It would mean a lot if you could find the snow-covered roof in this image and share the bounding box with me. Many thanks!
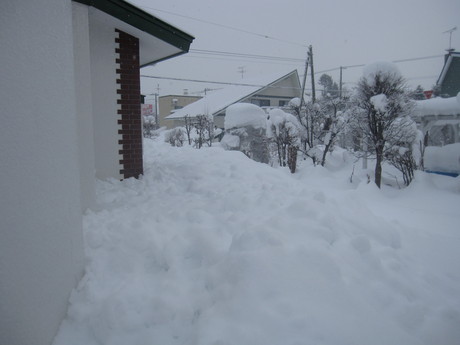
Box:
[413,93,460,118]
[166,70,299,120]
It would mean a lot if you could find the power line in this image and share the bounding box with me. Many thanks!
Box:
[140,74,302,90]
[391,54,444,63]
[183,55,304,67]
[142,54,444,93]
[189,49,305,63]
[138,5,306,48]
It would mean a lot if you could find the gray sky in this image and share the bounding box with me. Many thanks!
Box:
[132,0,460,100]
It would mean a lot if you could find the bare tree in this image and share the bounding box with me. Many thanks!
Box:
[184,115,194,145]
[317,97,350,166]
[288,97,349,167]
[193,114,214,149]
[288,99,320,164]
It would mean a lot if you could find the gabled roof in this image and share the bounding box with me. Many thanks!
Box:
[166,70,300,120]
[436,51,460,98]
[74,0,194,65]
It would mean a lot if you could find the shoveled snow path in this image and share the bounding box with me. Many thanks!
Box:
[53,139,460,345]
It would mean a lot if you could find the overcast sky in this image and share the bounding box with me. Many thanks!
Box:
[132,0,460,100]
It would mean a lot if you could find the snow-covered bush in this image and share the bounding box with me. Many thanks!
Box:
[267,108,302,169]
[164,127,186,147]
[221,103,269,163]
[143,115,156,138]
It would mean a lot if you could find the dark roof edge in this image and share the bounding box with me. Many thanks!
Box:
[436,51,460,86]
[74,0,194,51]
[141,50,186,68]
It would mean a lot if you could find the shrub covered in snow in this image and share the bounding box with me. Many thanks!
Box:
[267,108,302,169]
[221,103,269,163]
[164,127,186,147]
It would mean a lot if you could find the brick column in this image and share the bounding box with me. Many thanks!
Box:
[115,29,143,179]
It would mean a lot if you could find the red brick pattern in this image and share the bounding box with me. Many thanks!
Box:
[115,29,143,179]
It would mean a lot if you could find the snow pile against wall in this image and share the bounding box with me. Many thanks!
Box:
[54,137,460,345]
[425,143,460,174]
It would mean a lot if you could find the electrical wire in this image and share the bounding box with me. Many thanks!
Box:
[141,75,302,90]
[138,5,307,48]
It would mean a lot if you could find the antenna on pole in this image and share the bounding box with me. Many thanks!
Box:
[443,26,457,52]
[237,66,246,79]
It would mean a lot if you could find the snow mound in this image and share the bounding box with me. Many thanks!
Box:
[53,138,460,345]
[425,143,460,174]
[224,103,267,130]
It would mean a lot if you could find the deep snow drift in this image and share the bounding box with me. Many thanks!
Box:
[54,135,460,345]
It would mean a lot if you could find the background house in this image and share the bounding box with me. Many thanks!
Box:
[159,94,202,128]
[165,70,301,128]
[414,94,460,146]
[436,51,460,98]
[0,1,193,345]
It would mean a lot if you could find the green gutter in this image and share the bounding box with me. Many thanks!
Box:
[74,0,194,51]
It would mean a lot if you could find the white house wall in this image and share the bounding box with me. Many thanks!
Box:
[0,1,85,345]
[88,8,124,180]
[72,2,96,211]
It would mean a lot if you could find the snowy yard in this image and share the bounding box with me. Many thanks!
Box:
[54,135,460,345]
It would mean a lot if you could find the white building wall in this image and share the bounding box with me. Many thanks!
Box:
[88,9,123,180]
[0,1,85,345]
[72,2,96,210]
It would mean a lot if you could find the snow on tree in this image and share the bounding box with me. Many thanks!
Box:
[288,96,349,167]
[193,114,214,149]
[267,108,301,170]
[288,98,320,164]
[221,103,269,163]
[317,97,350,166]
[143,115,156,138]
[351,62,415,188]
[164,127,186,147]
[384,116,419,186]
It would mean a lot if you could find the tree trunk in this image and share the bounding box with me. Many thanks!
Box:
[374,150,383,188]
[288,146,297,173]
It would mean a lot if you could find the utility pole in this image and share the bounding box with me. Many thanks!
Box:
[300,46,309,109]
[339,66,344,99]
[308,45,316,103]
[154,84,160,128]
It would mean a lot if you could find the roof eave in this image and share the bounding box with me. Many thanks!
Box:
[140,50,187,68]
[74,0,194,52]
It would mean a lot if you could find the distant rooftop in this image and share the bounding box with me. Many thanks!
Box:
[166,70,300,120]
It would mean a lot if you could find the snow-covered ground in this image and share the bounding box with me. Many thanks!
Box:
[54,134,460,345]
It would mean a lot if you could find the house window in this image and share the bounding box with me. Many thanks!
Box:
[279,100,288,107]
[251,99,270,107]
